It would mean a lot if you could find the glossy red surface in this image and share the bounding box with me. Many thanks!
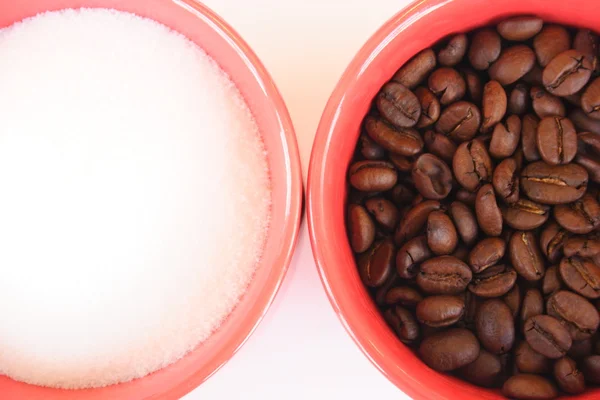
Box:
[308,0,600,398]
[0,1,302,399]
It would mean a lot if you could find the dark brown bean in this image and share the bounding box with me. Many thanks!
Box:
[576,153,600,184]
[481,80,507,132]
[502,198,550,230]
[525,315,572,358]
[457,349,502,388]
[531,86,566,118]
[490,115,521,159]
[358,239,395,287]
[452,244,470,263]
[412,154,453,200]
[582,355,600,384]
[521,288,545,328]
[389,153,414,172]
[468,237,506,273]
[417,256,472,295]
[469,265,517,298]
[383,306,420,344]
[393,48,437,89]
[348,204,376,253]
[385,286,423,307]
[509,83,529,115]
[376,82,421,128]
[502,374,558,400]
[426,210,458,255]
[476,299,515,354]
[533,25,571,67]
[515,340,551,374]
[364,116,424,156]
[390,183,415,205]
[574,29,599,56]
[547,290,600,341]
[456,188,477,207]
[497,16,543,41]
[435,101,482,142]
[438,34,468,67]
[414,87,441,128]
[570,108,600,135]
[493,158,520,204]
[559,257,600,299]
[423,130,456,163]
[522,114,541,162]
[469,29,502,70]
[419,328,480,371]
[428,67,466,105]
[365,197,399,233]
[579,131,600,154]
[510,231,546,281]
[540,222,570,263]
[475,184,503,237]
[554,193,600,234]
[543,265,563,296]
[504,284,522,318]
[554,356,586,394]
[489,45,536,86]
[524,64,545,86]
[582,77,600,121]
[349,161,398,192]
[453,139,492,192]
[374,270,399,306]
[521,161,588,205]
[449,201,478,246]
[543,49,597,96]
[359,134,385,160]
[395,200,443,244]
[416,295,465,327]
[537,116,578,165]
[564,234,600,258]
[568,338,593,361]
[461,67,483,102]
[395,235,432,279]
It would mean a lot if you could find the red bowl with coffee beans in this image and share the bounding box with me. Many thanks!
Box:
[308,0,600,399]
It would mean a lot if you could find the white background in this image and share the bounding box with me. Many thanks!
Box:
[185,0,412,399]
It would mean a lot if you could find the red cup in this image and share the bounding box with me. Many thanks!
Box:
[0,1,302,399]
[308,0,600,398]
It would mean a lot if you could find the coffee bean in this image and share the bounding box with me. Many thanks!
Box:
[554,356,586,394]
[416,295,465,327]
[582,355,600,384]
[469,265,517,298]
[428,67,466,105]
[395,235,432,279]
[358,238,395,287]
[390,183,415,205]
[383,306,420,344]
[457,349,503,388]
[489,115,521,159]
[521,161,588,204]
[531,86,566,118]
[461,67,483,102]
[559,257,600,299]
[547,290,600,341]
[469,29,502,70]
[389,153,414,172]
[504,284,522,318]
[502,198,550,230]
[524,64,545,86]
[574,29,600,56]
[576,153,600,184]
[497,16,543,41]
[374,270,399,306]
[395,200,443,244]
[359,134,385,160]
[543,49,597,96]
[448,201,478,246]
[435,101,482,141]
[579,131,600,154]
[493,157,520,204]
[419,328,480,371]
[417,256,472,295]
[376,83,422,128]
[365,116,424,156]
[582,77,600,120]
[438,34,468,67]
[452,244,470,263]
[348,204,376,253]
[525,315,572,358]
[481,80,507,132]
[533,25,571,67]
[564,234,600,257]
[515,340,551,374]
[509,83,530,115]
[569,338,593,361]
[475,184,503,236]
[414,87,441,128]
[476,299,515,354]
[522,114,542,162]
[489,45,536,86]
[570,108,600,135]
[393,48,437,89]
[349,161,398,192]
[385,286,423,307]
[423,130,456,163]
[543,265,563,296]
[537,116,578,165]
[540,222,570,264]
[554,193,600,234]
[456,188,477,206]
[412,153,453,200]
[510,231,546,281]
[521,288,545,329]
[503,374,558,400]
[365,197,399,232]
[453,139,492,192]
[426,210,458,255]
[468,237,506,273]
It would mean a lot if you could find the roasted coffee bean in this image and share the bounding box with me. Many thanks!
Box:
[564,234,600,257]
[579,131,600,154]
[576,153,600,184]
[525,315,572,358]
[364,197,399,233]
[428,67,466,105]
[438,34,468,67]
[419,328,480,371]
[448,201,478,246]
[457,349,503,388]
[468,237,506,273]
[435,101,482,141]
[521,288,545,328]
[385,286,423,307]
[547,290,600,341]
[417,256,472,295]
[481,80,507,132]
[489,45,536,86]
[574,29,600,56]
[497,16,543,41]
[416,295,465,327]
[559,257,600,299]
[469,265,517,298]
[521,161,588,204]
[510,231,546,281]
[582,355,600,384]
[531,86,566,118]
[412,153,453,200]
[393,48,437,89]
[348,204,376,253]
[476,299,515,354]
[396,235,432,279]
[359,134,385,160]
[365,116,424,156]
[389,153,414,172]
[374,270,399,306]
[395,200,443,244]
[390,183,415,205]
[504,284,522,318]
[414,87,441,128]
[533,25,571,67]
[515,340,551,374]
[490,115,521,159]
[537,116,578,165]
[376,82,421,128]
[524,64,545,86]
[452,244,470,263]
[469,29,502,70]
[582,78,600,120]
[453,140,492,192]
[461,67,483,102]
[383,306,420,344]
[502,198,550,230]
[349,161,398,192]
[554,193,600,234]
[456,188,477,206]
[475,184,503,237]
[358,239,395,287]
[554,356,586,394]
[509,83,529,115]
[569,338,594,360]
[493,157,520,204]
[540,222,570,263]
[423,130,456,164]
[543,49,597,96]
[543,265,563,296]
[522,114,542,162]
[426,211,458,255]
[503,374,558,400]
[571,108,600,135]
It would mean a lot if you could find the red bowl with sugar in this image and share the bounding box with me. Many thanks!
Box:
[307,0,600,398]
[0,0,302,399]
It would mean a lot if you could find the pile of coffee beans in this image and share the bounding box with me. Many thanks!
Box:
[346,16,600,399]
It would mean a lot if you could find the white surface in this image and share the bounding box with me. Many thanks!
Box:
[185,0,413,399]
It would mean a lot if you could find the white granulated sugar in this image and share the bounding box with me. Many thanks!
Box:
[0,8,271,389]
